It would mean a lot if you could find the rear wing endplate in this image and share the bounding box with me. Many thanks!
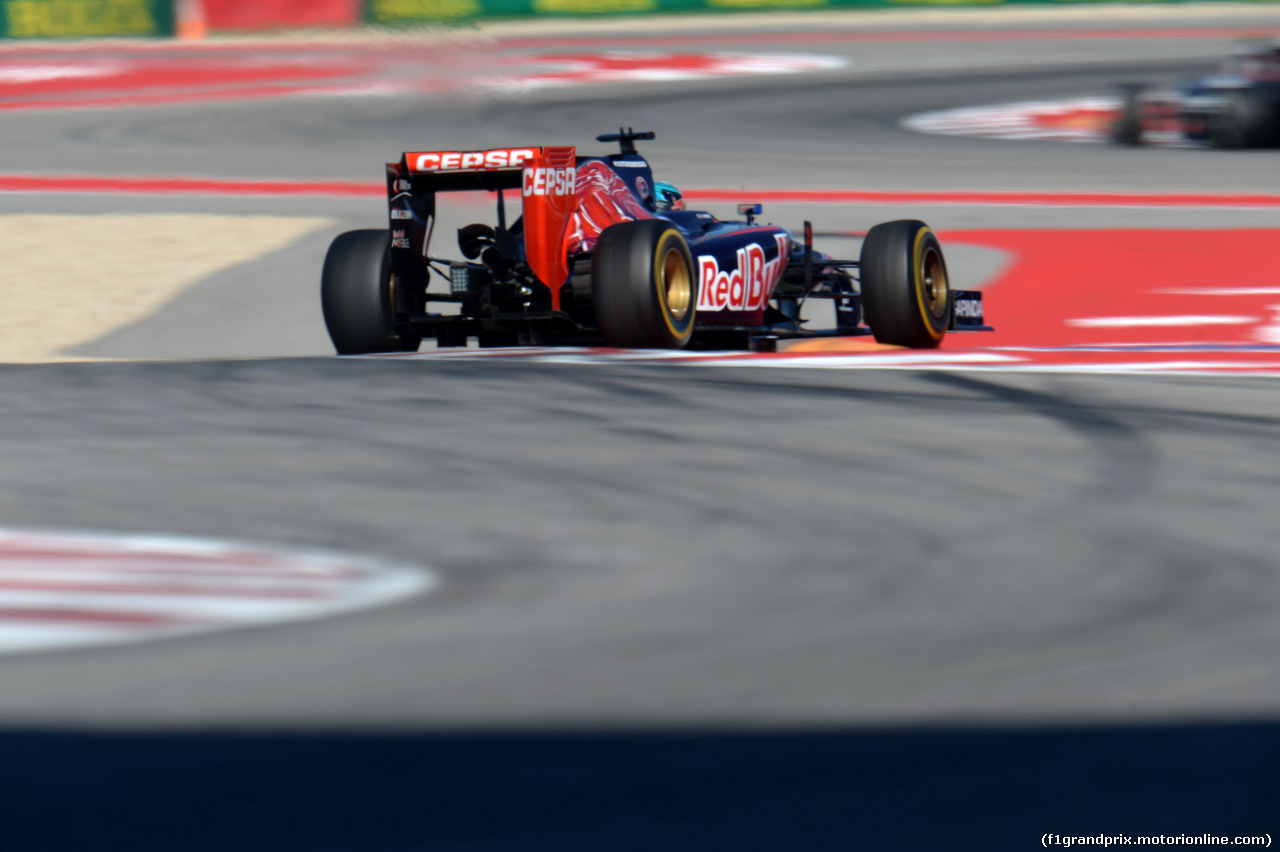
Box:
[390,146,578,297]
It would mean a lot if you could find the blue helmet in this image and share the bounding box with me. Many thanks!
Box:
[653,181,685,212]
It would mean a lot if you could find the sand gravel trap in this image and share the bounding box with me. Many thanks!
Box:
[0,214,333,363]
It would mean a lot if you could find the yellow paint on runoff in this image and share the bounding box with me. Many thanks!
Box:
[533,0,656,12]
[707,0,826,7]
[0,214,333,363]
[367,0,481,21]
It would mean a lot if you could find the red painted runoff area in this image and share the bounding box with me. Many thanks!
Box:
[939,229,1280,350]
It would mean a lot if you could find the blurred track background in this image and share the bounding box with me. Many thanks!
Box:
[2,4,1280,848]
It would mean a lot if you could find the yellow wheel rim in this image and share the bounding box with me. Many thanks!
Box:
[912,227,949,341]
[659,244,692,325]
[386,270,403,327]
[920,245,948,320]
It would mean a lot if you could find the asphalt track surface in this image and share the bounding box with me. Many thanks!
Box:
[3,10,1280,849]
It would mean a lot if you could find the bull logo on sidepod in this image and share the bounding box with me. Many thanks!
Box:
[697,234,791,312]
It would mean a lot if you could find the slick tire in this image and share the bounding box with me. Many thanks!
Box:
[591,219,697,349]
[321,229,422,355]
[1111,85,1145,146]
[859,220,950,349]
[1208,89,1280,149]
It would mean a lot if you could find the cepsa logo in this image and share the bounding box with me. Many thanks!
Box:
[697,234,790,312]
[411,148,537,172]
[523,166,576,198]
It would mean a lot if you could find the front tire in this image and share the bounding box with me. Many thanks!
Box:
[859,220,950,349]
[321,229,421,355]
[1208,89,1279,149]
[591,219,697,349]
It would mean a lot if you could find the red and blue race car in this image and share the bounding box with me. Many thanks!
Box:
[321,129,990,353]
[1112,44,1280,148]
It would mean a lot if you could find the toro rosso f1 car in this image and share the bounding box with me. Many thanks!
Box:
[1112,44,1280,148]
[321,129,990,353]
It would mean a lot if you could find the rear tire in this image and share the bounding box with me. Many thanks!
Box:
[591,219,697,349]
[1111,85,1145,146]
[859,220,950,349]
[321,229,421,355]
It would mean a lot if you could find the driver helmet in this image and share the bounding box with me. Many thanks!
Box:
[653,181,685,212]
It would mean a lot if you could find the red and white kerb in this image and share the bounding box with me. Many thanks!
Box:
[0,529,433,654]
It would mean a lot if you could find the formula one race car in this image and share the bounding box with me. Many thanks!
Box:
[321,129,990,353]
[1112,44,1280,148]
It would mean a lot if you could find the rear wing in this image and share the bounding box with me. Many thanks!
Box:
[387,146,578,296]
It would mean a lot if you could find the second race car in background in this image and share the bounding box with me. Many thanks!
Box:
[1112,43,1280,148]
[321,129,991,354]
